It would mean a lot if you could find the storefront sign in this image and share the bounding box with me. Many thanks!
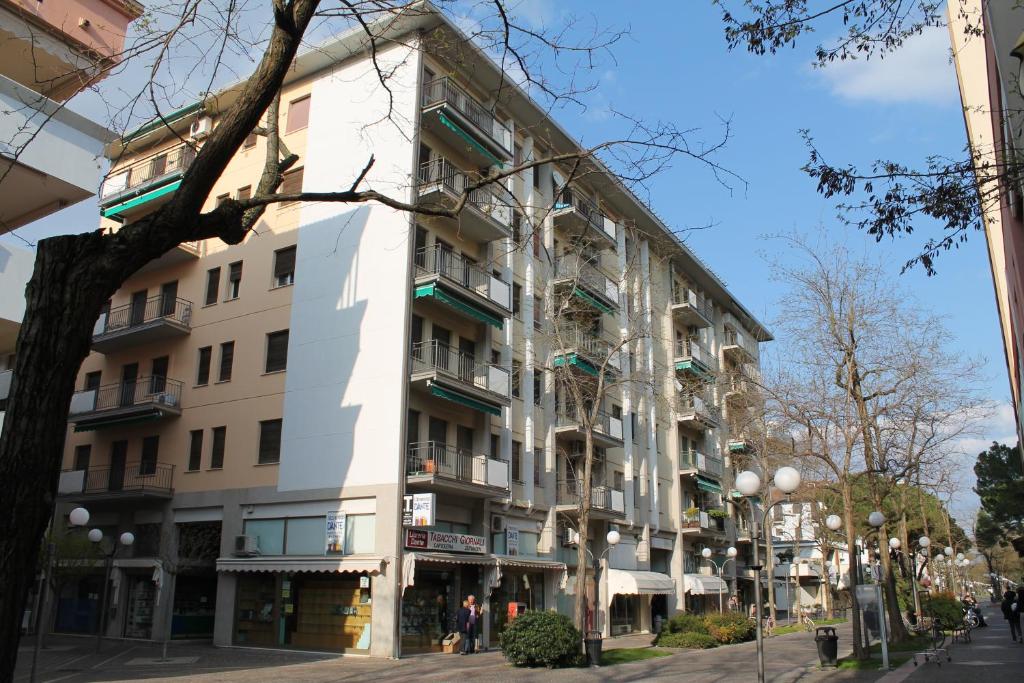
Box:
[326,511,346,554]
[506,527,519,556]
[402,493,436,527]
[404,528,486,554]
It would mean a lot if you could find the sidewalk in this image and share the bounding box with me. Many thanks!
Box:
[892,620,1024,682]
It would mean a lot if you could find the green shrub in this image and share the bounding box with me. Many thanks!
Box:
[923,593,963,629]
[657,631,719,649]
[499,610,582,668]
[663,612,708,634]
[704,611,756,644]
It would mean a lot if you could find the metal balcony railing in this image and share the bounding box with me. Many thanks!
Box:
[414,245,510,310]
[101,144,196,200]
[94,295,193,337]
[553,257,619,303]
[410,340,511,399]
[672,286,713,320]
[553,326,620,370]
[673,337,718,373]
[679,449,724,478]
[553,187,614,240]
[421,77,513,153]
[67,462,175,495]
[70,376,183,414]
[417,158,512,228]
[406,441,510,489]
[682,508,726,531]
[677,391,721,423]
[555,404,624,441]
[556,479,625,513]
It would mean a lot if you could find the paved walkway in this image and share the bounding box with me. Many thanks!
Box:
[882,619,1024,683]
[14,622,882,683]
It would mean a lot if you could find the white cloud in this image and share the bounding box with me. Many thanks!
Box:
[816,26,958,105]
[945,401,1017,523]
[510,0,555,29]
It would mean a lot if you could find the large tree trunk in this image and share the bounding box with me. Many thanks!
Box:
[842,484,865,659]
[573,431,595,635]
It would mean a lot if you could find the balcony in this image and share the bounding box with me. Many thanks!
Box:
[555,480,625,519]
[551,327,621,378]
[679,449,724,479]
[723,372,758,407]
[671,287,713,328]
[406,441,510,498]
[676,392,720,429]
[421,77,513,167]
[552,188,617,249]
[57,462,174,502]
[409,340,510,416]
[674,338,717,379]
[552,258,619,315]
[727,438,754,454]
[68,376,183,431]
[416,158,513,242]
[681,509,726,535]
[413,246,511,329]
[555,404,624,448]
[92,296,192,354]
[722,323,758,364]
[135,241,202,276]
[99,144,196,223]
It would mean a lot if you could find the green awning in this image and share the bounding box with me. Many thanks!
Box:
[429,384,501,416]
[696,475,723,494]
[727,441,748,453]
[101,179,182,221]
[675,359,711,378]
[73,411,164,432]
[414,283,503,329]
[553,353,599,377]
[572,287,613,315]
[436,112,505,167]
[729,490,762,505]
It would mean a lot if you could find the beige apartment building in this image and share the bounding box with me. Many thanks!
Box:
[45,5,770,656]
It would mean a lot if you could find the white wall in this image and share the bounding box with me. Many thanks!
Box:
[277,40,421,491]
[0,241,32,325]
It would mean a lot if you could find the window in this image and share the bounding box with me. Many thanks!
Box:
[532,151,543,189]
[84,371,102,392]
[511,360,522,398]
[73,445,91,471]
[512,210,523,246]
[534,448,542,486]
[215,193,230,207]
[533,296,542,331]
[511,440,523,483]
[210,426,226,469]
[258,419,282,464]
[285,517,323,555]
[512,283,522,318]
[187,430,203,472]
[279,167,303,205]
[345,514,376,554]
[218,341,234,382]
[243,132,257,149]
[140,435,159,475]
[273,246,296,287]
[533,369,542,406]
[227,262,242,299]
[491,433,501,459]
[244,518,284,555]
[532,229,541,257]
[285,95,311,133]
[205,267,220,305]
[265,330,289,372]
[237,185,251,201]
[196,346,212,385]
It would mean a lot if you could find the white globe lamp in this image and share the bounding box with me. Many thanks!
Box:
[773,467,801,494]
[68,507,90,527]
[889,537,901,550]
[825,514,842,531]
[735,471,761,497]
[87,528,103,543]
[919,536,930,549]
[606,529,620,547]
[119,532,135,547]
[726,546,738,558]
[944,546,953,557]
[867,511,886,528]
[702,547,713,559]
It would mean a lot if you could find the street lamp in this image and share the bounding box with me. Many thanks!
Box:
[734,465,801,683]
[93,530,134,652]
[701,546,737,612]
[586,528,620,644]
[864,511,891,671]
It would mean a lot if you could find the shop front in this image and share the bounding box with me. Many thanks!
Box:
[606,569,674,635]
[490,557,565,638]
[683,573,729,614]
[172,572,217,638]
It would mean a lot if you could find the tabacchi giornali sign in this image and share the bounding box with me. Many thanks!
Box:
[404,528,487,554]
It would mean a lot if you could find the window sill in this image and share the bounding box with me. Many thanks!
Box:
[215,379,232,385]
[193,383,209,389]
[262,369,287,376]
[184,469,200,474]
[223,296,240,304]
[254,461,280,467]
[270,282,294,291]
[207,467,223,471]
[202,302,217,309]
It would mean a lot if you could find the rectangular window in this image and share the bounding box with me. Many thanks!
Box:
[84,371,102,392]
[532,152,543,189]
[532,229,541,257]
[534,448,542,486]
[227,262,242,299]
[210,426,226,469]
[187,430,203,472]
[285,95,311,133]
[512,210,523,246]
[196,346,212,385]
[512,283,522,318]
[533,296,542,331]
[140,435,159,475]
[285,517,323,555]
[205,267,220,305]
[218,341,234,382]
[237,185,251,201]
[511,360,521,398]
[215,193,230,207]
[258,419,282,464]
[244,518,284,555]
[511,440,523,483]
[533,369,542,406]
[73,445,91,471]
[490,433,501,459]
[279,167,304,205]
[273,246,296,287]
[265,330,289,373]
[345,514,376,554]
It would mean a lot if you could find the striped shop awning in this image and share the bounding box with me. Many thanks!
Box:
[414,282,503,329]
[429,384,501,416]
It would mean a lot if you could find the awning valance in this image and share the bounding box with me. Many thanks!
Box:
[696,475,723,495]
[683,573,729,595]
[429,384,501,416]
[498,557,567,571]
[402,552,498,593]
[414,282,503,329]
[217,556,384,574]
[607,569,675,596]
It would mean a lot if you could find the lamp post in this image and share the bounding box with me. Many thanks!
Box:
[587,529,620,639]
[866,512,889,671]
[701,546,737,613]
[889,535,928,619]
[93,530,134,653]
[735,466,801,683]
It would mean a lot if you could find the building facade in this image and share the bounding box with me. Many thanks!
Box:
[47,7,770,655]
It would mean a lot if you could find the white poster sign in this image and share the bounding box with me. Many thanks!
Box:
[506,527,519,556]
[326,511,346,554]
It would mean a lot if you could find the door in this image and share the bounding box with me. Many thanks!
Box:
[428,417,448,473]
[410,315,424,362]
[150,356,168,394]
[414,227,428,269]
[108,441,127,492]
[129,290,147,327]
[456,426,474,481]
[120,363,139,407]
[458,338,476,383]
[160,281,178,317]
[432,326,451,372]
[434,239,454,280]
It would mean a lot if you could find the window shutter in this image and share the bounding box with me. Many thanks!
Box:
[205,268,220,305]
[258,419,283,464]
[188,430,203,471]
[274,246,296,278]
[285,95,311,133]
[196,347,212,385]
[279,168,304,205]
[266,330,289,372]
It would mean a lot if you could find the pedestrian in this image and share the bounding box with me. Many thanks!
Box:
[456,595,481,654]
[728,595,738,612]
[1000,590,1020,643]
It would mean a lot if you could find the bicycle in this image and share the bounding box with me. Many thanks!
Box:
[763,615,775,637]
[800,612,816,632]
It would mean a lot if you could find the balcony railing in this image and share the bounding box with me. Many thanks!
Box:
[553,326,621,371]
[61,462,174,496]
[677,392,721,424]
[410,340,510,399]
[672,286,713,321]
[682,508,726,532]
[70,376,183,415]
[417,157,513,229]
[555,404,624,442]
[414,245,510,311]
[553,187,616,242]
[94,295,193,337]
[673,337,718,373]
[680,449,724,478]
[101,144,196,201]
[553,257,619,305]
[421,77,513,154]
[406,441,510,490]
[556,480,625,514]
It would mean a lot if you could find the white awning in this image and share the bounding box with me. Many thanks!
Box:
[217,556,384,574]
[684,573,729,595]
[607,569,675,596]
[498,557,566,571]
[402,552,498,593]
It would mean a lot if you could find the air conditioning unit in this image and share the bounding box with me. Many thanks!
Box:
[190,115,213,140]
[491,515,506,533]
[561,528,579,547]
[234,535,258,556]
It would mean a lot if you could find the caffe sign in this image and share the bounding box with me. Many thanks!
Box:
[404,528,486,554]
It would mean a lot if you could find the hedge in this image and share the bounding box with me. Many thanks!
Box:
[657,631,719,649]
[655,611,755,647]
[499,611,583,668]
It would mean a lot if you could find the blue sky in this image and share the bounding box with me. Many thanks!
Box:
[2,0,1009,520]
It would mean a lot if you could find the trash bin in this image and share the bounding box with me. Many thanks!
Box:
[584,630,603,666]
[815,626,839,668]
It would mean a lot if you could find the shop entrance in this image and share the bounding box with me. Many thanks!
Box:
[610,594,640,635]
[400,564,484,654]
[124,575,156,639]
[54,574,103,634]
[172,573,217,638]
[490,570,544,638]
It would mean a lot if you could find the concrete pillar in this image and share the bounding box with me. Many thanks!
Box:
[616,223,636,527]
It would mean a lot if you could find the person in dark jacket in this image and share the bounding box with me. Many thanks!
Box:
[455,596,481,654]
[1001,590,1020,642]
